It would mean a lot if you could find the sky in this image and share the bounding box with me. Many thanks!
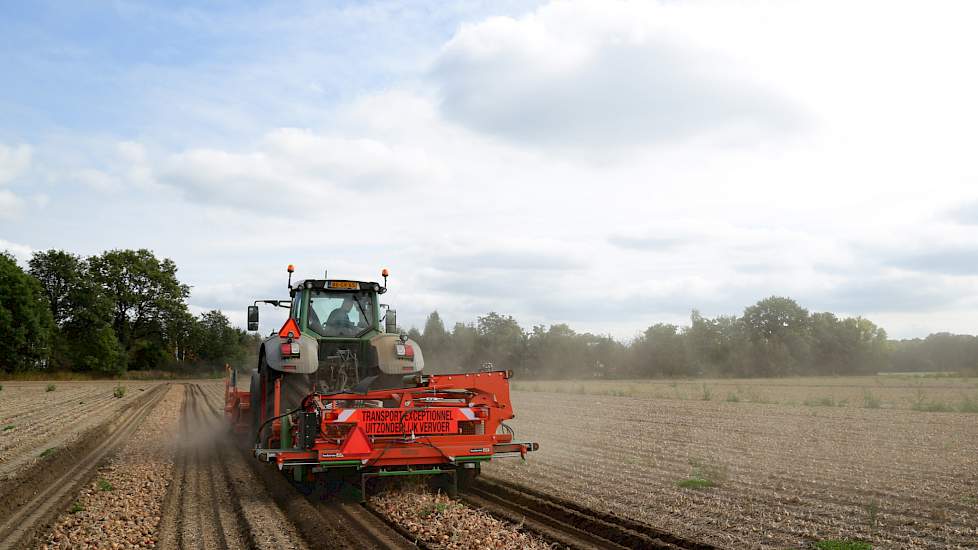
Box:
[1,0,977,340]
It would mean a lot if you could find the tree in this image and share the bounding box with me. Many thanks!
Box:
[422,311,448,349]
[0,252,54,372]
[88,249,190,368]
[28,250,84,326]
[196,310,247,366]
[476,312,526,373]
[743,296,812,376]
[29,250,124,374]
[632,323,690,377]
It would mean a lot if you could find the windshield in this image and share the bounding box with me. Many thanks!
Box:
[306,290,376,338]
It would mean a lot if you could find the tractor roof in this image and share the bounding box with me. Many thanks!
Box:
[290,279,386,294]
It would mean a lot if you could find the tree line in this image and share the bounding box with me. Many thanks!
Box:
[4,248,976,379]
[0,249,256,375]
[411,297,978,379]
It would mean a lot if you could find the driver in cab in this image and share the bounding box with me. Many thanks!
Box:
[326,297,357,330]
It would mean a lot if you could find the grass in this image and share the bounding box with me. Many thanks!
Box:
[863,390,882,409]
[865,499,880,527]
[813,540,872,550]
[911,399,954,412]
[45,383,56,392]
[419,501,450,518]
[40,447,57,458]
[678,457,726,490]
[113,385,126,398]
[701,384,713,401]
[492,376,978,411]
[677,477,715,489]
[68,501,85,514]
[97,478,114,491]
[804,396,837,407]
[957,395,978,413]
[2,424,14,431]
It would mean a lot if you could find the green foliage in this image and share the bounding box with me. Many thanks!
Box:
[97,479,113,491]
[45,383,56,392]
[804,396,836,407]
[421,295,934,380]
[676,457,726,490]
[419,501,450,518]
[40,447,57,458]
[2,425,14,431]
[743,296,811,376]
[911,389,953,412]
[865,499,880,527]
[633,323,690,377]
[676,477,714,489]
[726,392,740,402]
[701,384,713,401]
[863,390,882,409]
[912,400,953,412]
[113,385,126,398]
[958,395,978,413]
[813,540,872,550]
[68,501,85,514]
[0,252,54,372]
[889,333,978,374]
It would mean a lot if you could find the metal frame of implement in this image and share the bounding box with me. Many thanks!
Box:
[225,368,538,493]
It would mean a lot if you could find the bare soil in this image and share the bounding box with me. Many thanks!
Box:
[43,384,184,549]
[0,381,164,480]
[484,388,978,549]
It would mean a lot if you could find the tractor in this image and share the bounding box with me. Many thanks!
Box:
[224,266,537,497]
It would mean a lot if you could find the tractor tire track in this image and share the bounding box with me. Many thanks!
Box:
[460,478,719,550]
[159,383,307,550]
[0,384,169,550]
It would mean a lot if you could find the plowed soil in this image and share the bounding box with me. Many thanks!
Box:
[0,381,164,480]
[484,389,978,549]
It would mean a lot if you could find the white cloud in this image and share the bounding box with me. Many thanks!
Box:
[0,144,32,185]
[0,238,33,265]
[0,190,24,220]
[161,127,448,213]
[431,0,805,149]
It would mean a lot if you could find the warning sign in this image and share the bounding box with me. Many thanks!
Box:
[358,408,458,435]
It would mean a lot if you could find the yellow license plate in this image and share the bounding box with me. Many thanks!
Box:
[327,281,359,290]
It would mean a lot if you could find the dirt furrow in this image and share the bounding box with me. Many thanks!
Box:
[0,384,169,549]
[159,383,309,550]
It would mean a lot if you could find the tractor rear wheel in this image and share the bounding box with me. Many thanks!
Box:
[254,354,314,448]
[249,367,261,445]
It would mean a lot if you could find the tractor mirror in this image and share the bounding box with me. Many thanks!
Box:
[385,310,397,334]
[247,306,259,331]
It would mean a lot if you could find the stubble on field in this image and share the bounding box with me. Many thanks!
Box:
[485,390,978,549]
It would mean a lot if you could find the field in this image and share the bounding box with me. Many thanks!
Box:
[0,380,164,481]
[1,377,975,549]
[487,377,978,549]
[512,375,978,412]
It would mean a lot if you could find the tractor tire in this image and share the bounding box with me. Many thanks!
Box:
[249,367,261,445]
[254,353,313,448]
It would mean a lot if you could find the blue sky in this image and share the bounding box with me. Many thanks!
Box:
[2,0,978,339]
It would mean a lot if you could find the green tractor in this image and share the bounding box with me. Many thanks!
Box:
[246,266,423,446]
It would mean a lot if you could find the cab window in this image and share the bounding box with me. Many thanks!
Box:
[306,291,375,337]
